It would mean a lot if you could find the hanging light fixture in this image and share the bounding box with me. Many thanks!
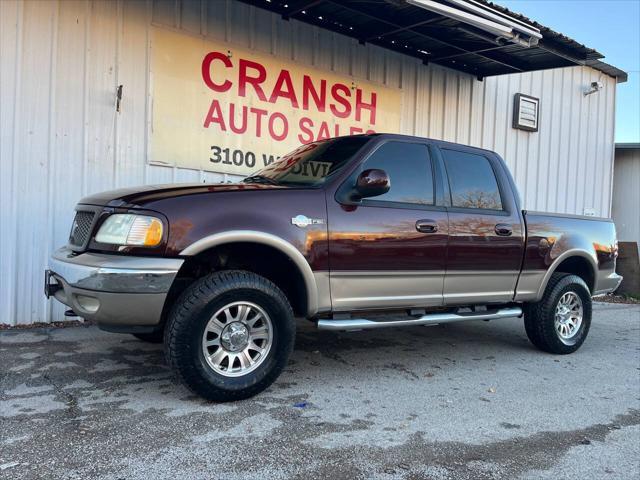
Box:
[406,0,542,47]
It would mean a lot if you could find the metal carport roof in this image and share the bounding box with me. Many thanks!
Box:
[239,0,627,82]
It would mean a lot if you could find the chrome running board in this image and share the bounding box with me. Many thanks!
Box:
[317,307,522,331]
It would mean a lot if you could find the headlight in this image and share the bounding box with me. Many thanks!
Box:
[95,214,163,247]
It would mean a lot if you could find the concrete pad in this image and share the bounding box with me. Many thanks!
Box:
[1,303,639,479]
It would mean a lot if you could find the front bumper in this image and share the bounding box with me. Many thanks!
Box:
[45,247,183,328]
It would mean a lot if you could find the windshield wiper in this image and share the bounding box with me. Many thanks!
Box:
[243,175,280,185]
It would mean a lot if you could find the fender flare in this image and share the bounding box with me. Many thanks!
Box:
[535,249,597,299]
[180,230,318,316]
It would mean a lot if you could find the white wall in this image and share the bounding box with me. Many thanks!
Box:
[0,0,618,325]
[612,147,640,244]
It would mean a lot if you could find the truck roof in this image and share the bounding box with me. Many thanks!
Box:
[347,132,501,157]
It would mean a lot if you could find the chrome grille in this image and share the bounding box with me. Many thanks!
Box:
[69,211,95,248]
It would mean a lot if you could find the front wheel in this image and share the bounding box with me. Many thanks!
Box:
[164,270,295,402]
[524,273,592,354]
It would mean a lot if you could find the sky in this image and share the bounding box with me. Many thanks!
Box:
[499,0,640,143]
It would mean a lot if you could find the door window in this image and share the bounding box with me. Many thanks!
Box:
[360,142,434,205]
[442,149,503,210]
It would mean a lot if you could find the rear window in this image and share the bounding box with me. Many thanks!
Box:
[442,149,503,210]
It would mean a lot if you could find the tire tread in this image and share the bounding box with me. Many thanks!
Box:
[164,270,294,401]
[524,272,592,354]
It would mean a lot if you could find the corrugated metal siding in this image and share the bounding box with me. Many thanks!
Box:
[0,0,618,325]
[612,148,640,244]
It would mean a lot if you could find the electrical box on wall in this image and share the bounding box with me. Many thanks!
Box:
[513,93,539,132]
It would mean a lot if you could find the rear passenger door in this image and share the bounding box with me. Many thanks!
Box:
[327,140,448,311]
[437,146,525,305]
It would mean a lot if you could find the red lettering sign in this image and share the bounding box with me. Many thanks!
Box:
[201,50,381,143]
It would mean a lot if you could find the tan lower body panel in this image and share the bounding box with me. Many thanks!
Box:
[313,271,332,313]
[328,270,445,311]
[514,270,546,301]
[443,270,519,305]
[324,270,529,312]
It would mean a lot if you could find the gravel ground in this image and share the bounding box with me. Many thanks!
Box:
[593,294,640,305]
[1,302,639,479]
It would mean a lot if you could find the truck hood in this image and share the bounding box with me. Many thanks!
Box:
[78,182,290,208]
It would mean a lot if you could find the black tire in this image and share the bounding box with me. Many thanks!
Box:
[132,331,164,343]
[524,272,592,354]
[164,270,295,402]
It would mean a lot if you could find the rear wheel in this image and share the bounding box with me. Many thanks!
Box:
[164,270,295,401]
[524,273,592,354]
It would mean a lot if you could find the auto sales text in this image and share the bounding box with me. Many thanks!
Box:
[201,51,378,143]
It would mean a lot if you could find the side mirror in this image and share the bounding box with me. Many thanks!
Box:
[354,169,390,199]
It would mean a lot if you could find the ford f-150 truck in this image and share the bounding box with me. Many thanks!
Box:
[45,134,622,401]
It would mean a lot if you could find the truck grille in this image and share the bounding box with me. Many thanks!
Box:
[69,211,96,248]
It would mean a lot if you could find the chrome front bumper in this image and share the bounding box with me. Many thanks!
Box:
[45,247,183,327]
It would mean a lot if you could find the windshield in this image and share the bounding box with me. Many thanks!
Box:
[244,136,370,187]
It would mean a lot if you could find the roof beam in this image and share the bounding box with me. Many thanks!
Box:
[535,41,587,66]
[365,16,444,41]
[428,43,513,62]
[283,0,324,19]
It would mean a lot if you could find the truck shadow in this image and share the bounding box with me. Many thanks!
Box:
[0,317,585,416]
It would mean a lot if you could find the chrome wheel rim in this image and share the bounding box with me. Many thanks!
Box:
[554,291,583,342]
[202,301,273,377]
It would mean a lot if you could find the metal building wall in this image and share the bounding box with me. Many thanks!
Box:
[0,0,618,325]
[612,147,640,244]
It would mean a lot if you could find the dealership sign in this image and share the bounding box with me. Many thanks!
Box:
[150,27,401,175]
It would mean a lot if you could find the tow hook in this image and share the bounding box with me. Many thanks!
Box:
[44,270,60,299]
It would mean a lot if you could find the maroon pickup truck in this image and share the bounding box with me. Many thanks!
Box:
[45,134,622,401]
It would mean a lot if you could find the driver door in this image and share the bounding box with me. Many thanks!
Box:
[326,140,448,311]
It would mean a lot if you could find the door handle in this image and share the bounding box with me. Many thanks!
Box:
[416,219,438,233]
[495,223,513,236]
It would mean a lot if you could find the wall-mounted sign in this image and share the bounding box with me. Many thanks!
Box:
[150,27,402,175]
[512,93,539,132]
